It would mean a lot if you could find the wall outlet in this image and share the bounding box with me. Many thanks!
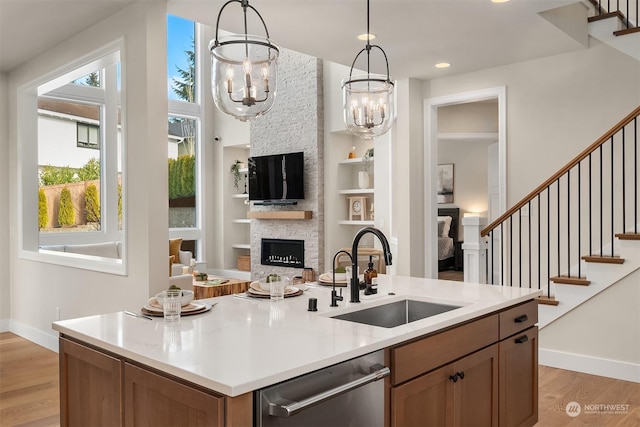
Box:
[56,307,60,321]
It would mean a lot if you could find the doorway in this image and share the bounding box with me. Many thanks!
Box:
[423,87,506,279]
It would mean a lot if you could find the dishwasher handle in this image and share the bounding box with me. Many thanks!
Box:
[268,364,390,418]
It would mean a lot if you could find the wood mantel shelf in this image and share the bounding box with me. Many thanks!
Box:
[247,211,313,220]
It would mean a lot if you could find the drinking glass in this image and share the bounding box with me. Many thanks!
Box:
[270,276,287,302]
[162,290,181,322]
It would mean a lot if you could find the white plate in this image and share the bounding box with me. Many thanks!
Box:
[247,284,300,296]
[318,273,349,284]
[145,299,208,313]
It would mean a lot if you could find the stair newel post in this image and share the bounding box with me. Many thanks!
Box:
[462,215,488,283]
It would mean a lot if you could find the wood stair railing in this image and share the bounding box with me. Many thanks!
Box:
[481,106,640,305]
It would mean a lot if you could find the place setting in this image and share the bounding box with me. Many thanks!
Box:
[242,275,304,300]
[140,289,214,318]
[317,268,351,287]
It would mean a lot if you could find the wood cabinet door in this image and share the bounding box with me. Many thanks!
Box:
[59,338,123,426]
[391,363,455,427]
[123,362,224,427]
[499,327,538,427]
[454,344,499,427]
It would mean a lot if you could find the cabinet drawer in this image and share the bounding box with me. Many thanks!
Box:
[499,300,537,340]
[391,314,499,385]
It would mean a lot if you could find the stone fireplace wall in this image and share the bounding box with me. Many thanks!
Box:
[249,48,324,279]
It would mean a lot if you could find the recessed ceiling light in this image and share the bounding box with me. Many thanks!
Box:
[435,62,451,69]
[357,33,376,41]
[491,0,510,3]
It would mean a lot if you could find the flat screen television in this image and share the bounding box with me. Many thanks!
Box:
[248,151,304,204]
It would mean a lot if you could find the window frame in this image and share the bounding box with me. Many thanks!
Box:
[77,122,101,149]
[18,40,127,275]
[167,17,205,262]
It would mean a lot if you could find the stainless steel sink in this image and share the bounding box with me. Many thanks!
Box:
[331,299,462,328]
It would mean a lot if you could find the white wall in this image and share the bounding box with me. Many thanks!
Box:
[541,269,640,371]
[438,101,498,134]
[423,40,640,205]
[6,2,169,348]
[393,78,425,277]
[0,72,9,324]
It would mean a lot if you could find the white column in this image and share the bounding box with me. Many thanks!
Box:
[462,216,488,284]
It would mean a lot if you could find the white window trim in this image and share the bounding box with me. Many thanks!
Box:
[168,19,206,263]
[18,39,127,275]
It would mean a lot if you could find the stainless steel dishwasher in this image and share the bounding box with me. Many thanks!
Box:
[257,350,389,426]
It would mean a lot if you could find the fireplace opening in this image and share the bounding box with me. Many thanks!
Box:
[261,239,304,268]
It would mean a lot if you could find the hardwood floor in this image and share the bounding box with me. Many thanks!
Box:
[438,269,464,281]
[0,332,60,426]
[536,365,639,426]
[1,333,638,426]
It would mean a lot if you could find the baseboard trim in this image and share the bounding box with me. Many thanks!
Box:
[0,319,10,332]
[7,320,59,353]
[539,347,639,383]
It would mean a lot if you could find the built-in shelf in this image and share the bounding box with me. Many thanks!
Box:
[338,188,375,195]
[232,244,251,249]
[438,132,499,142]
[232,193,249,199]
[247,211,313,220]
[339,158,367,165]
[338,220,375,226]
[233,219,250,224]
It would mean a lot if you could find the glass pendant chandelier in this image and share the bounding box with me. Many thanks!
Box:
[209,0,279,122]
[342,0,395,140]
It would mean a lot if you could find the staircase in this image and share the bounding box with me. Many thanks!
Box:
[587,0,640,59]
[481,106,640,329]
[476,2,640,382]
[541,0,640,60]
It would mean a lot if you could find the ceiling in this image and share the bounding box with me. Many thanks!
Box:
[0,0,585,79]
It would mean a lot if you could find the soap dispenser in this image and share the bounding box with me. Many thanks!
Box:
[364,256,378,283]
[364,256,378,295]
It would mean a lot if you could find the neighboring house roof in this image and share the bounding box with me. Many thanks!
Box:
[38,98,100,122]
[38,98,187,144]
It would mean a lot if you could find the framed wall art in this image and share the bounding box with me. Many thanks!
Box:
[437,163,454,204]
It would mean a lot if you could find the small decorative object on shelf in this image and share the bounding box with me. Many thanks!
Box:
[193,272,208,281]
[230,159,243,191]
[348,196,368,221]
[302,267,315,283]
[348,146,357,159]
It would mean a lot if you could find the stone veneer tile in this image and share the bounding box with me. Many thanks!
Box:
[249,48,324,279]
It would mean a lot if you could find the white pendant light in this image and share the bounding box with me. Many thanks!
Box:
[342,0,395,140]
[209,0,279,122]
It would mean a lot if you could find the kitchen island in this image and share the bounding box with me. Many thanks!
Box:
[53,275,541,426]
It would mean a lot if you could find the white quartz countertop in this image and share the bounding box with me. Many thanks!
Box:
[52,275,541,397]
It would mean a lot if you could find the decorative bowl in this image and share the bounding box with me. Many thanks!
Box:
[156,289,194,307]
[256,275,289,291]
[328,270,347,282]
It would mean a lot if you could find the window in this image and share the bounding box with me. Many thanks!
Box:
[19,41,126,274]
[167,15,204,260]
[77,122,100,149]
